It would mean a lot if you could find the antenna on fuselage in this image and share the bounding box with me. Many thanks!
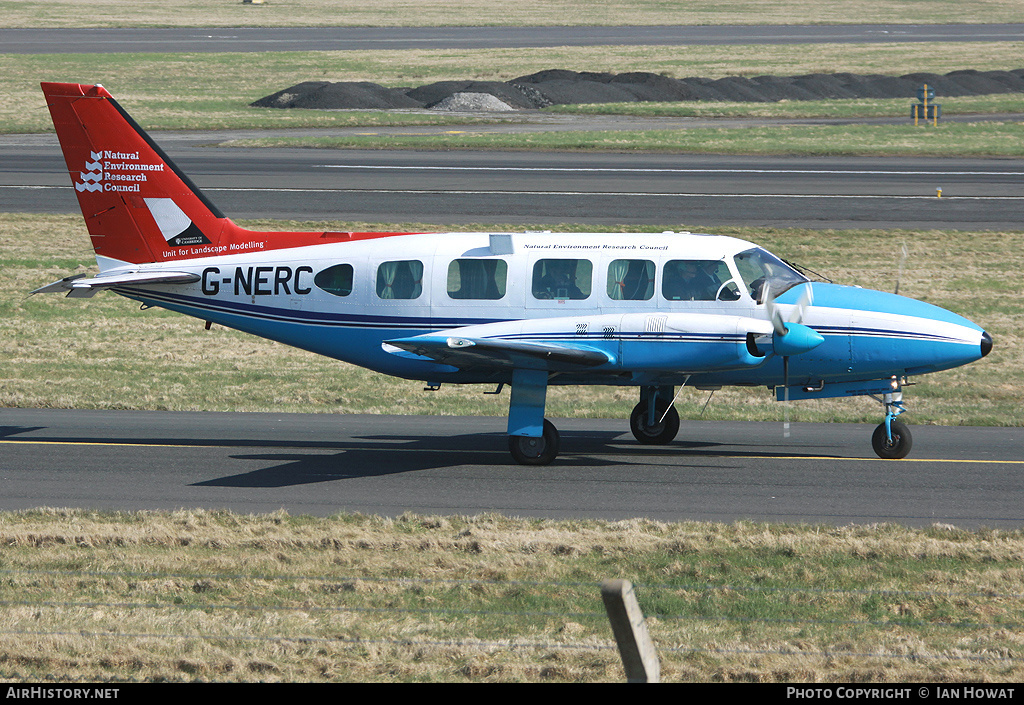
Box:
[894,240,909,295]
[659,376,691,423]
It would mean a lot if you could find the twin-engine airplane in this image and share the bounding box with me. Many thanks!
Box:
[34,82,992,464]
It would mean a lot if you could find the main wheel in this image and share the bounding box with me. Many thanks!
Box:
[508,419,560,465]
[871,420,913,459]
[629,401,680,445]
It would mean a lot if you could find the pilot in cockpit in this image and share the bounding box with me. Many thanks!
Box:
[663,260,717,301]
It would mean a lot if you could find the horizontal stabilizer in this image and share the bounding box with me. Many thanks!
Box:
[31,271,200,298]
[385,334,612,371]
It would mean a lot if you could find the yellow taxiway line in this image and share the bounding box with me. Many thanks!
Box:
[3,439,1023,463]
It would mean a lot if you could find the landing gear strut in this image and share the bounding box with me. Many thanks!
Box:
[507,369,559,465]
[871,391,912,459]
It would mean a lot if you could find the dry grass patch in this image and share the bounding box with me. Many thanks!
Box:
[0,509,1023,682]
[3,0,1021,29]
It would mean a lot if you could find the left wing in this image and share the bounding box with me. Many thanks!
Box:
[384,334,613,371]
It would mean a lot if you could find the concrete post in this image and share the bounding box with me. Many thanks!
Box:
[601,578,661,683]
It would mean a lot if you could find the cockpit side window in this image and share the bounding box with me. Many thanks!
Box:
[532,259,592,300]
[662,259,739,301]
[733,248,808,303]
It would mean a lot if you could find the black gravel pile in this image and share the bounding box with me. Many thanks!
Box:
[252,69,1024,110]
[252,81,422,110]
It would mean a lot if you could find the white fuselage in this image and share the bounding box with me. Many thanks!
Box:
[104,230,987,390]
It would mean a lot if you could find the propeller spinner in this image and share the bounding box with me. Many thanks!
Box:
[765,284,824,437]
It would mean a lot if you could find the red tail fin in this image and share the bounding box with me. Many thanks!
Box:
[42,82,241,265]
[42,82,418,266]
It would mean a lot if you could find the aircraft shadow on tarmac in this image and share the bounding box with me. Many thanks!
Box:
[0,423,846,490]
[0,426,46,438]
[190,431,842,488]
[193,431,623,487]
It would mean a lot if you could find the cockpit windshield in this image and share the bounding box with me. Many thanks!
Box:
[733,247,808,303]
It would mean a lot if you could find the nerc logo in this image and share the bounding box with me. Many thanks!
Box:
[75,151,104,192]
[74,149,166,193]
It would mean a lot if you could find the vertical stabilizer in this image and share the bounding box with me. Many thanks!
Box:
[42,82,420,268]
[42,82,237,267]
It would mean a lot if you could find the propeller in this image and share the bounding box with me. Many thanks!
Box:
[764,283,823,437]
[766,283,813,336]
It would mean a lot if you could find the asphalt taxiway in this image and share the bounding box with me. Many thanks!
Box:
[4,24,1023,54]
[4,135,1022,230]
[2,409,1022,527]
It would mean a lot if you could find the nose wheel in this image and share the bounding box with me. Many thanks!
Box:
[871,391,912,459]
[872,419,913,459]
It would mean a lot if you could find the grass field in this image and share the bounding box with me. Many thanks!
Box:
[4,41,1024,134]
[1,509,1022,682]
[225,120,1024,157]
[4,40,1022,161]
[3,0,1022,29]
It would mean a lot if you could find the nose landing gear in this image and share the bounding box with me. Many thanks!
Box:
[871,391,912,459]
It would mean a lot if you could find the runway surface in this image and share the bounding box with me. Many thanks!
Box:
[4,135,1022,229]
[2,409,1022,527]
[4,24,1023,54]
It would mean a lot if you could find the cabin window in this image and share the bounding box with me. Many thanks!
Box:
[662,259,739,301]
[532,259,592,300]
[447,259,508,300]
[313,263,354,297]
[733,247,807,302]
[376,260,424,299]
[607,259,655,300]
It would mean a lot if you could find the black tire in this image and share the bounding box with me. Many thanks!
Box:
[630,401,680,445]
[509,419,560,465]
[871,420,913,459]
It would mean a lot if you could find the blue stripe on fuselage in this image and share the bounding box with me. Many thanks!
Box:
[116,286,504,330]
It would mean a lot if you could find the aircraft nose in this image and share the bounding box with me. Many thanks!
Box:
[981,331,993,358]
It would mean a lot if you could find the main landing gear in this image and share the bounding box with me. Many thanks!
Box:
[505,378,682,466]
[506,369,560,465]
[629,385,680,445]
[509,419,559,465]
